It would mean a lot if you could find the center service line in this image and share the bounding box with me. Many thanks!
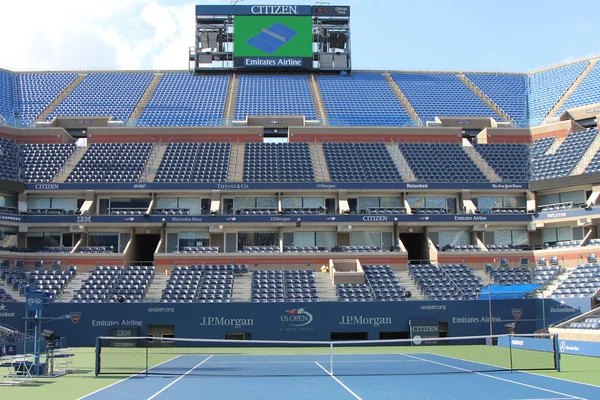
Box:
[146,355,214,400]
[315,362,363,400]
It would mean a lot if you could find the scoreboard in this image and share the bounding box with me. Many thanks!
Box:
[192,5,351,72]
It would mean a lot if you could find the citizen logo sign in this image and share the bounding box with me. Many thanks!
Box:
[362,216,388,222]
[251,5,298,14]
[34,184,59,190]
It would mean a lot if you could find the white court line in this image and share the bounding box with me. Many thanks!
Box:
[402,354,586,400]
[430,352,600,390]
[315,362,363,400]
[76,355,183,400]
[146,355,213,400]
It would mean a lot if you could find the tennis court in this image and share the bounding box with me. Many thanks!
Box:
[74,336,600,400]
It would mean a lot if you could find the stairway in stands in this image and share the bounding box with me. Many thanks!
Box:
[394,270,423,300]
[227,142,246,182]
[383,73,423,126]
[457,73,513,124]
[127,72,165,125]
[232,273,252,302]
[547,58,600,119]
[223,74,239,125]
[139,142,168,182]
[36,74,87,122]
[313,272,337,301]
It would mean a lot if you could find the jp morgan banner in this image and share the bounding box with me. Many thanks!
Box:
[235,57,313,69]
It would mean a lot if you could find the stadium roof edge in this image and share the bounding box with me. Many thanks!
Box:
[527,54,600,74]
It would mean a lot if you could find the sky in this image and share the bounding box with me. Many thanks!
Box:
[1,0,599,72]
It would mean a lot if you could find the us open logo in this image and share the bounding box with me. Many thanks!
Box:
[281,308,313,326]
[511,309,523,320]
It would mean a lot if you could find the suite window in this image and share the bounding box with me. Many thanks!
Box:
[27,232,61,250]
[179,232,210,248]
[350,231,381,248]
[88,232,119,249]
[237,232,278,250]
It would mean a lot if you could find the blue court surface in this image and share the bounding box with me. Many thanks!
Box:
[79,353,600,400]
[246,23,298,54]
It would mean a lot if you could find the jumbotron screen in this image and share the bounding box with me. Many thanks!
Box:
[233,15,313,68]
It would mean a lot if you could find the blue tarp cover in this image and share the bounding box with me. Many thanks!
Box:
[478,284,541,300]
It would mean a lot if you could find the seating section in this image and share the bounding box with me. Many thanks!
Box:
[21,143,76,183]
[0,70,13,126]
[138,73,229,126]
[551,263,600,298]
[336,283,373,302]
[251,270,319,302]
[392,73,498,123]
[28,268,75,301]
[567,318,600,330]
[0,137,19,181]
[238,246,280,253]
[533,265,560,285]
[546,240,582,249]
[465,73,528,127]
[13,73,77,126]
[283,246,329,253]
[317,74,412,126]
[323,142,403,182]
[363,264,407,301]
[235,76,317,120]
[531,128,597,180]
[71,265,155,303]
[66,143,153,183]
[243,143,314,182]
[528,61,588,126]
[583,144,600,174]
[172,247,219,254]
[557,61,600,116]
[334,246,382,253]
[399,143,488,182]
[47,73,153,122]
[154,142,230,183]
[161,264,247,303]
[485,265,531,284]
[77,246,115,253]
[530,136,555,159]
[441,245,482,252]
[474,144,530,182]
[409,263,482,300]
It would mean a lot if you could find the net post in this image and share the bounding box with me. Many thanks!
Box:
[553,334,561,372]
[329,342,334,375]
[94,337,100,377]
[145,336,149,377]
[508,334,513,372]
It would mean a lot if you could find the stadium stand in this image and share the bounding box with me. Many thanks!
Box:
[317,74,412,126]
[409,263,483,300]
[21,143,76,183]
[531,128,598,180]
[13,73,77,126]
[391,73,498,123]
[465,73,528,127]
[399,143,488,182]
[567,318,600,329]
[0,69,13,126]
[71,264,155,303]
[137,73,229,126]
[557,61,600,116]
[154,142,230,183]
[65,142,153,183]
[0,137,19,181]
[551,263,600,298]
[363,264,407,301]
[47,72,153,122]
[251,270,318,302]
[474,143,530,182]
[529,136,555,158]
[336,283,373,302]
[485,265,532,284]
[243,143,314,182]
[161,264,246,303]
[527,61,589,126]
[234,76,317,120]
[583,144,600,174]
[323,142,403,182]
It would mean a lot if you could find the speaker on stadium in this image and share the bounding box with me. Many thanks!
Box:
[405,291,411,299]
[117,296,125,303]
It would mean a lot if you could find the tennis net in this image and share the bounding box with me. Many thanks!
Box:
[95,333,560,377]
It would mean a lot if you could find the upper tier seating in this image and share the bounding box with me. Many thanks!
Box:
[234,76,317,120]
[0,137,19,181]
[21,143,76,183]
[399,143,488,182]
[154,142,230,183]
[551,263,600,298]
[66,143,153,183]
[323,142,403,182]
[465,73,528,127]
[557,61,600,116]
[0,70,13,126]
[567,318,600,329]
[317,74,412,126]
[71,265,155,303]
[243,143,314,182]
[530,136,555,158]
[474,143,530,182]
[13,73,77,126]
[363,264,407,301]
[531,128,598,181]
[409,263,483,300]
[138,73,229,126]
[252,270,319,303]
[161,264,247,303]
[47,73,153,122]
[392,73,498,123]
[528,61,589,126]
[583,144,600,174]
